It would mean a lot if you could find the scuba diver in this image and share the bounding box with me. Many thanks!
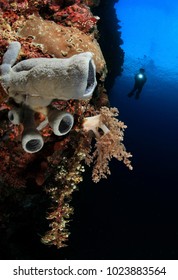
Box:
[128,68,147,99]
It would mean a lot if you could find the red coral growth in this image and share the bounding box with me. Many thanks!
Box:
[2,10,19,24]
[19,38,52,59]
[0,0,10,11]
[0,142,34,188]
[0,0,30,18]
[35,161,48,186]
[0,84,8,103]
[53,3,99,33]
[82,0,100,7]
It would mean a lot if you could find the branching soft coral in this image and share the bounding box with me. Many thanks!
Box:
[83,106,133,183]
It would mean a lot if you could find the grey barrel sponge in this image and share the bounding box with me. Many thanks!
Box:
[0,42,97,109]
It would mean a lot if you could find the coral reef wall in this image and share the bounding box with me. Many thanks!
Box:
[0,0,131,256]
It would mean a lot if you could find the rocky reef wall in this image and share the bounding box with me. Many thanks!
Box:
[0,0,130,258]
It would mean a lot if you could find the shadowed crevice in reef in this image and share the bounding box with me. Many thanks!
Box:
[92,0,124,91]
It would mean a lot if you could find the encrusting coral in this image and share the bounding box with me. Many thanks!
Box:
[0,0,132,249]
[18,14,107,79]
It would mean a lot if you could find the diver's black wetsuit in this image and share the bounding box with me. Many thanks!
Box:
[128,69,147,99]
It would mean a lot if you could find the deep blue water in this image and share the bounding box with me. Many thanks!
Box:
[108,0,178,258]
[112,0,178,193]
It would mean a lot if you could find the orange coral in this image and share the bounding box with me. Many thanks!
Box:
[83,107,133,182]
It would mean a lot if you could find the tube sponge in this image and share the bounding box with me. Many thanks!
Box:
[1,41,21,72]
[48,108,74,136]
[0,42,97,109]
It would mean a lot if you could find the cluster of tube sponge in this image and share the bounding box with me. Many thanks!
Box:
[0,42,97,153]
[8,105,74,153]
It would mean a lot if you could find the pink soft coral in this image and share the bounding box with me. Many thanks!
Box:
[83,106,133,183]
